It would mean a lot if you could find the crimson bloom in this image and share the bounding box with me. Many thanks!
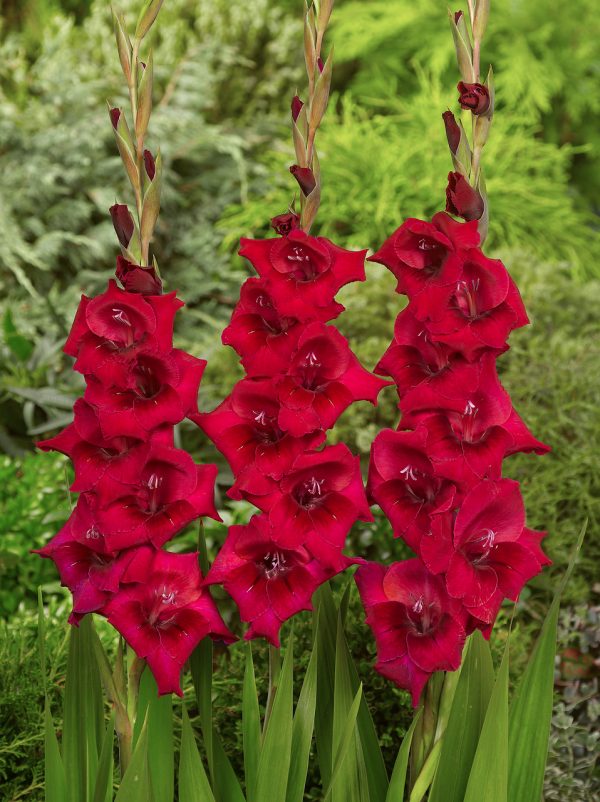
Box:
[35,495,146,622]
[368,427,456,550]
[375,307,479,408]
[38,399,151,498]
[258,444,373,562]
[420,479,549,623]
[206,514,347,646]
[65,281,183,364]
[98,443,220,550]
[193,377,325,496]
[425,249,528,357]
[239,231,366,321]
[83,348,206,440]
[105,549,234,695]
[355,559,466,705]
[221,278,302,376]
[368,214,479,320]
[276,322,389,436]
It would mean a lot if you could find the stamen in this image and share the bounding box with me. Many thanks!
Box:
[112,307,131,326]
[400,464,419,481]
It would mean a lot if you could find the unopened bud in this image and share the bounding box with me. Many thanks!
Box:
[109,107,122,129]
[290,165,317,196]
[445,172,484,221]
[271,211,300,236]
[144,149,156,180]
[442,111,461,154]
[457,81,490,115]
[291,95,304,123]
[109,204,135,248]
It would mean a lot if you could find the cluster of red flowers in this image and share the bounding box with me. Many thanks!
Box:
[195,212,388,645]
[37,243,233,695]
[355,211,551,704]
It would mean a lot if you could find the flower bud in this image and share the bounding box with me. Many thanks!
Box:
[109,107,122,129]
[445,172,484,221]
[317,57,324,73]
[454,10,463,23]
[109,204,135,248]
[291,95,304,123]
[271,211,300,236]
[116,255,162,294]
[144,149,156,180]
[442,111,461,154]
[290,165,317,196]
[457,81,490,115]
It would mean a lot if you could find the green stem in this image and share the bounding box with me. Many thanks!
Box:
[262,644,281,736]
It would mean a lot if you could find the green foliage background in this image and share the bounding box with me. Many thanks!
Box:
[0,0,598,799]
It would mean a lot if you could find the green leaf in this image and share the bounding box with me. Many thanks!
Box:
[190,638,214,780]
[323,684,363,802]
[62,616,105,802]
[386,709,422,802]
[135,0,164,41]
[254,639,294,802]
[115,713,154,802]
[44,698,67,802]
[508,521,586,802]
[210,728,246,802]
[332,614,364,802]
[242,644,261,802]
[3,309,33,361]
[92,714,115,802]
[133,667,174,802]
[179,705,215,802]
[314,584,388,802]
[286,640,318,802]
[428,632,494,802]
[464,646,509,802]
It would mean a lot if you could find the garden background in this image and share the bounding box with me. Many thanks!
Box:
[0,0,598,799]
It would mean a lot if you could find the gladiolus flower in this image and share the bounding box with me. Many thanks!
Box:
[105,549,234,695]
[116,256,162,295]
[355,559,466,705]
[420,479,549,623]
[206,514,348,646]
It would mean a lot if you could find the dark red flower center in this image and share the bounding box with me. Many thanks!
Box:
[406,594,441,634]
[294,475,327,508]
[251,408,283,443]
[259,550,291,580]
[454,278,481,318]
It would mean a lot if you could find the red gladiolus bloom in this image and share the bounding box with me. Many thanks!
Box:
[400,353,514,482]
[368,214,477,320]
[420,479,549,623]
[206,514,347,646]
[38,399,151,497]
[105,549,234,695]
[239,232,366,321]
[35,495,143,622]
[425,250,528,357]
[261,444,373,559]
[276,323,390,436]
[375,307,480,406]
[83,349,206,440]
[193,377,325,494]
[355,559,466,705]
[457,81,490,115]
[98,444,220,550]
[221,278,303,376]
[368,427,456,549]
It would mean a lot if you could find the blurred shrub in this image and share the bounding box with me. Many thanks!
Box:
[0,451,72,615]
